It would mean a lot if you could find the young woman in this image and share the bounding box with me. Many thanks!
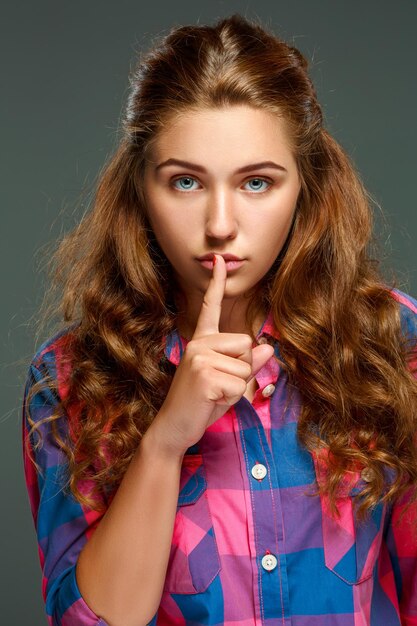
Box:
[22,13,417,626]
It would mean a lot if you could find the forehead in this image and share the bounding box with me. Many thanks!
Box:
[149,105,295,161]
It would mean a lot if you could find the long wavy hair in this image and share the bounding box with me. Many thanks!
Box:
[25,13,417,518]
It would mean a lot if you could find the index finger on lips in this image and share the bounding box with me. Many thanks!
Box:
[193,254,227,338]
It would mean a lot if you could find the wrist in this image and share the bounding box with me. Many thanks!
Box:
[141,417,186,463]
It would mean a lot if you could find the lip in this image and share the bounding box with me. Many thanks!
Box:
[196,253,244,262]
[197,252,245,272]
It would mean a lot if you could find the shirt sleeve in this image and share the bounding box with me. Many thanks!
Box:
[387,291,417,624]
[388,491,417,625]
[22,347,110,626]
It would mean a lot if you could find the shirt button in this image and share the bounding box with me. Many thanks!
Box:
[262,383,275,398]
[251,463,267,480]
[261,553,278,571]
[361,467,375,482]
[258,336,269,344]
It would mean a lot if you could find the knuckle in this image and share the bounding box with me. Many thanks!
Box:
[185,339,204,358]
[240,379,248,394]
[243,363,252,379]
[241,334,253,350]
[184,340,196,356]
[233,379,246,396]
[190,352,206,370]
[202,296,216,313]
[227,380,247,405]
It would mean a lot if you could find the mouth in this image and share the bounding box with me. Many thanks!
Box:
[196,255,245,271]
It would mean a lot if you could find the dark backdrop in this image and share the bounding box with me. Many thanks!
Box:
[1,1,416,623]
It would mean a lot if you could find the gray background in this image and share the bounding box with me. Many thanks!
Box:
[1,1,416,623]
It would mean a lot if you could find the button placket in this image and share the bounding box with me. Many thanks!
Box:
[234,375,289,619]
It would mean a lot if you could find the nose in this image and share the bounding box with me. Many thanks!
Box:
[205,189,238,240]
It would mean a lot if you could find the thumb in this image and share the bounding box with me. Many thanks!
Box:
[248,344,275,381]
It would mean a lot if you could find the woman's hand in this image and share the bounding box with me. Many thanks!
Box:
[148,254,275,457]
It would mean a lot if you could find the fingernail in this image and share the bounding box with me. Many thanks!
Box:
[213,255,217,266]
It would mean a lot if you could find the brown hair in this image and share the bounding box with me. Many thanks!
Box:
[25,13,417,518]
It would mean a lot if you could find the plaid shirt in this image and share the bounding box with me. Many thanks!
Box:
[22,288,417,626]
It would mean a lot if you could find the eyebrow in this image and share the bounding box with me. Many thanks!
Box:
[154,158,288,174]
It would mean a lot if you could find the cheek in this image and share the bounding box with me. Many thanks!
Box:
[149,211,189,257]
[145,197,171,236]
[262,207,296,244]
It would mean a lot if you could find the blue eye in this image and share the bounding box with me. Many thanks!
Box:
[244,178,271,192]
[172,176,199,191]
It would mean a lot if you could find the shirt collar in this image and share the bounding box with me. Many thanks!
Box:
[257,308,280,342]
[163,309,280,367]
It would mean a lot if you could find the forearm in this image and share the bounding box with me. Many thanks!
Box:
[76,420,184,626]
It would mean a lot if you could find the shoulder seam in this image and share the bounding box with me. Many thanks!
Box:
[31,325,77,368]
[390,289,417,315]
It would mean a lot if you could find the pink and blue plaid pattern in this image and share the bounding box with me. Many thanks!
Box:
[22,288,417,625]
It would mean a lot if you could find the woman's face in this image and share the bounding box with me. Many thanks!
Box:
[143,105,301,306]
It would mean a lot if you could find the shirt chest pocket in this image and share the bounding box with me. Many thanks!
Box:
[163,453,221,594]
[313,453,387,585]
